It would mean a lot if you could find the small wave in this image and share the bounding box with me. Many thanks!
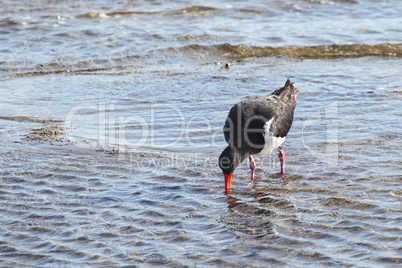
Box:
[175,43,402,59]
[0,116,62,124]
[323,197,377,210]
[0,17,21,27]
[182,5,218,13]
[77,11,154,18]
[77,5,218,19]
[4,43,401,78]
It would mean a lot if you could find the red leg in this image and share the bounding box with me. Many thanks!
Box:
[249,155,256,182]
[278,147,285,176]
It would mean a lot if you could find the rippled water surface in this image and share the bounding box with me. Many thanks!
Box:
[1,0,402,266]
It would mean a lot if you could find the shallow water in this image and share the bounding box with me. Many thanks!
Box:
[1,0,402,267]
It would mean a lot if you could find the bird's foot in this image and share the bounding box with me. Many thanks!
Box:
[273,171,288,179]
[281,173,289,185]
[247,179,256,187]
[246,180,258,191]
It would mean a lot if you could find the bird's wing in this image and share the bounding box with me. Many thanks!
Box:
[244,96,294,139]
[270,104,294,138]
[223,96,294,152]
[223,103,240,146]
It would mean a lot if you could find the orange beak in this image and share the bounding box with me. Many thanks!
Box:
[224,173,233,194]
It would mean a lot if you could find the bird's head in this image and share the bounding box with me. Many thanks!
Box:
[218,146,240,194]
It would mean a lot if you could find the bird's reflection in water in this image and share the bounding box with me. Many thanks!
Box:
[224,192,278,239]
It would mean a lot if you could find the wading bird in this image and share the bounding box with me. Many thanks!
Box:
[218,79,300,195]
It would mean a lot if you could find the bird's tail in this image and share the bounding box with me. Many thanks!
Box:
[274,78,300,108]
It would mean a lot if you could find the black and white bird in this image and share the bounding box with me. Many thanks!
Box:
[218,79,300,194]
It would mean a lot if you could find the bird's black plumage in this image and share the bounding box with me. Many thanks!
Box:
[223,79,298,155]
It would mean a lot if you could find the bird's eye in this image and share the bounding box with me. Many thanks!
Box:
[219,157,232,169]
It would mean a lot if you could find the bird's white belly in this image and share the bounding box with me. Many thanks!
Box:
[256,118,286,155]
